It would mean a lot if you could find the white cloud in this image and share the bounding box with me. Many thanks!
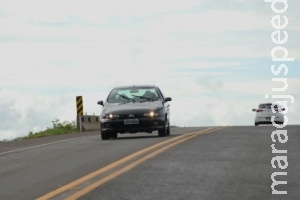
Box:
[148,10,270,32]
[1,75,299,141]
[0,89,78,140]
[0,0,299,140]
[221,78,300,96]
[3,0,204,22]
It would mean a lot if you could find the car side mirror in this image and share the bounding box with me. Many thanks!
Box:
[252,109,256,112]
[164,97,172,102]
[97,100,104,106]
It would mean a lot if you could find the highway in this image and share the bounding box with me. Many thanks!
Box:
[0,126,299,200]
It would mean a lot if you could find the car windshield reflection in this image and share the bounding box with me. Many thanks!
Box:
[108,87,159,103]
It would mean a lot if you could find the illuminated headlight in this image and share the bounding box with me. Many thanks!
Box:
[144,111,158,117]
[103,113,119,119]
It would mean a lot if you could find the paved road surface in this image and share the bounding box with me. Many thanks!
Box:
[80,125,299,200]
[0,126,299,200]
[0,127,204,200]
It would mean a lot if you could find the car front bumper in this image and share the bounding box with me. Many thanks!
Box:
[255,116,284,124]
[100,115,165,133]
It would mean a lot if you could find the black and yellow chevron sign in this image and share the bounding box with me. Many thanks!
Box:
[76,96,83,116]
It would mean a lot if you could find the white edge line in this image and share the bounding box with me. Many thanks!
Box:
[0,136,98,156]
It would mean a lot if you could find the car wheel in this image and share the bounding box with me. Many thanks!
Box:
[158,119,168,137]
[166,120,170,136]
[111,132,118,139]
[255,123,259,126]
[101,130,110,140]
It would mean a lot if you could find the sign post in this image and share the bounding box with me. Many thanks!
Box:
[76,96,83,132]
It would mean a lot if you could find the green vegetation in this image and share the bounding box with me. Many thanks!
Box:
[15,118,77,140]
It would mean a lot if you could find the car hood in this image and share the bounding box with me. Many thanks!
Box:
[103,101,163,114]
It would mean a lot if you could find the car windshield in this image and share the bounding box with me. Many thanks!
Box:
[107,87,160,103]
[259,103,279,109]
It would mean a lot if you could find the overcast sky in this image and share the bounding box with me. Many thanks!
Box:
[1,0,299,140]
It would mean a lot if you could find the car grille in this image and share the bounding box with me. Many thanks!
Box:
[117,120,151,128]
[102,119,163,129]
[118,114,144,119]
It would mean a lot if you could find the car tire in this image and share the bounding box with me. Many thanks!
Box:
[111,132,118,139]
[167,120,170,136]
[158,128,167,137]
[255,123,259,126]
[101,130,110,140]
[158,118,168,137]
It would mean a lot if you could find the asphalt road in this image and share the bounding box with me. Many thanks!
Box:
[0,126,299,200]
[0,127,205,200]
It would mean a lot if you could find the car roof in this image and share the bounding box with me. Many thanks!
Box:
[259,103,279,105]
[112,85,159,89]
[258,103,283,107]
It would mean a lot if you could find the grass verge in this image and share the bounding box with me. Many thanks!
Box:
[15,118,77,140]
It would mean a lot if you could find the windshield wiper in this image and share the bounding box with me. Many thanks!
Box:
[132,95,154,101]
[117,94,135,103]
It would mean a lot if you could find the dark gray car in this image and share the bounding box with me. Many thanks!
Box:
[97,85,172,140]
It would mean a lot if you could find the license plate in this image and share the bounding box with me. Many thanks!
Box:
[266,117,271,120]
[124,119,139,125]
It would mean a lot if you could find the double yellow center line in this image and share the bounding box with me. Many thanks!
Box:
[37,127,221,200]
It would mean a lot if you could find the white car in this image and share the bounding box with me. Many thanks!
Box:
[252,103,285,126]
